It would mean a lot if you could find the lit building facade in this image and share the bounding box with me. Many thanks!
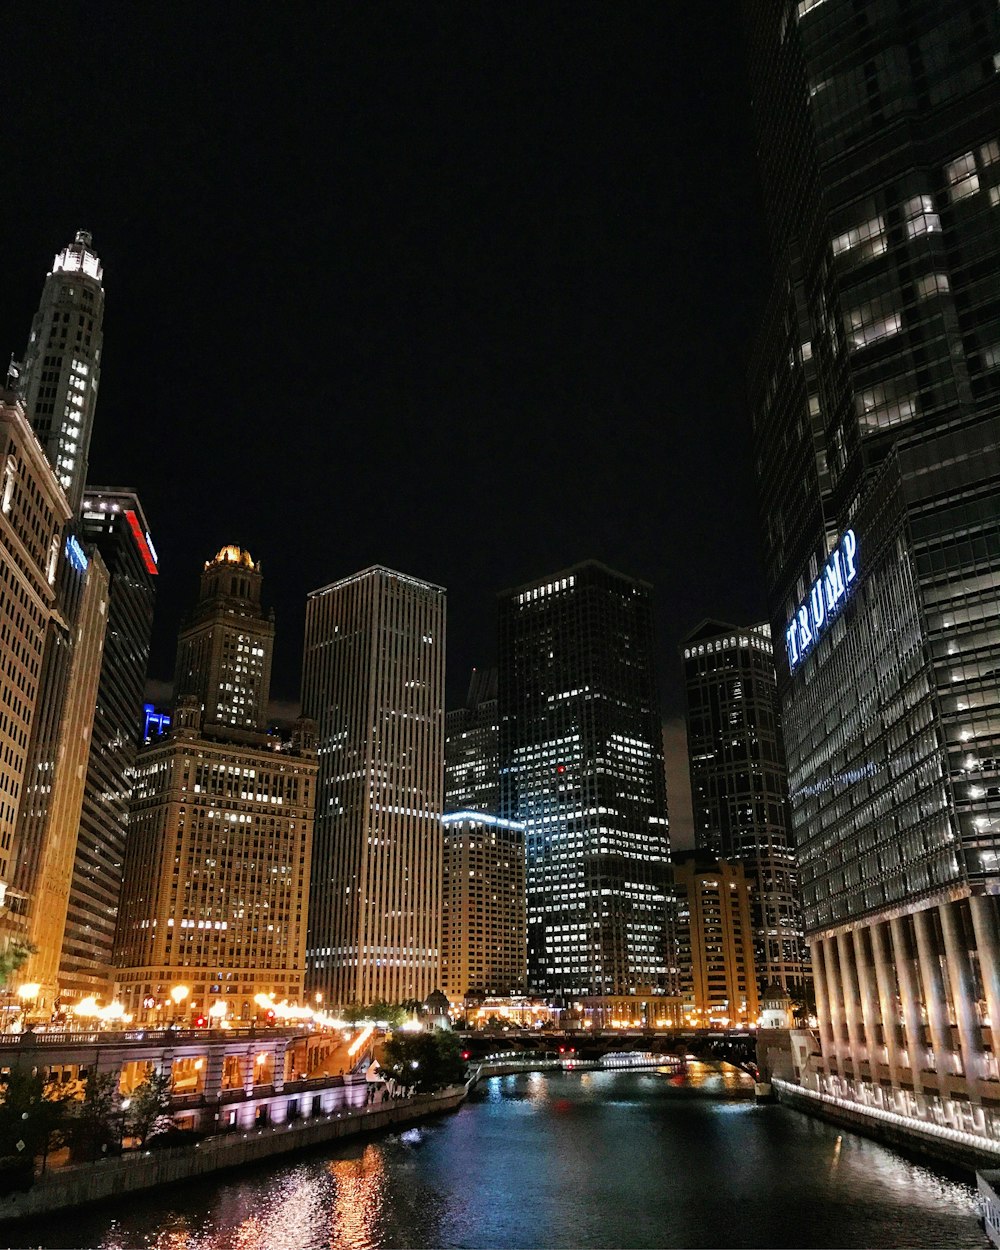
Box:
[303,566,445,1008]
[682,620,808,992]
[173,546,274,733]
[672,849,759,1027]
[498,561,671,1002]
[445,668,499,814]
[15,231,104,517]
[114,549,315,1023]
[746,0,1000,1142]
[59,490,157,1004]
[0,394,71,941]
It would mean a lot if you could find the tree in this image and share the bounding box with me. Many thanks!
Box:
[0,1067,71,1186]
[382,1030,467,1094]
[73,1071,122,1160]
[0,940,36,990]
[126,1068,173,1145]
[344,1000,407,1028]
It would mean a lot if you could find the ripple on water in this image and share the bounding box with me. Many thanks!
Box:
[11,1069,987,1250]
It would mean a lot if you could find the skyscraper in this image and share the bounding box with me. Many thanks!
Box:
[59,490,157,1005]
[15,231,104,517]
[0,393,71,942]
[498,561,671,1004]
[173,546,274,733]
[681,620,808,992]
[445,668,499,813]
[303,566,446,1008]
[746,1,1000,1140]
[114,549,315,1023]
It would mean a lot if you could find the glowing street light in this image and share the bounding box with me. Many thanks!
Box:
[170,985,190,1006]
[17,983,40,1001]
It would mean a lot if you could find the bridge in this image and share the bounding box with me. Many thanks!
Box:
[456,1028,761,1080]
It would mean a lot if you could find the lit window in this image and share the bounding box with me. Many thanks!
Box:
[916,273,950,299]
[904,195,940,238]
[831,215,886,262]
[990,186,1000,209]
[945,153,980,201]
[843,297,902,350]
[981,141,1000,166]
[856,385,917,432]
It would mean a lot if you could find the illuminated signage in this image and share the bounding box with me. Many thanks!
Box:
[143,703,171,743]
[124,509,158,575]
[785,529,858,672]
[65,534,88,573]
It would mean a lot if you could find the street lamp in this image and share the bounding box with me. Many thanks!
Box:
[170,984,190,1026]
[208,1000,228,1028]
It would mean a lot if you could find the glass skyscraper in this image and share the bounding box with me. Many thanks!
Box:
[498,561,671,1003]
[681,620,808,993]
[746,0,1000,1144]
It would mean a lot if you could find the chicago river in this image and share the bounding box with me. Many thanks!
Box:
[15,1065,984,1249]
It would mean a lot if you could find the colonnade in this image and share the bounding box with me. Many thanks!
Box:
[807,893,1000,1133]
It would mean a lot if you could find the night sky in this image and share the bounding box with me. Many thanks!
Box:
[7,6,770,842]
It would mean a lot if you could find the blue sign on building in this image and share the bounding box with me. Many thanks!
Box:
[785,529,858,672]
[143,703,172,743]
[65,534,89,573]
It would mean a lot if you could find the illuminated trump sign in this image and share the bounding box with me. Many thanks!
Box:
[785,529,858,672]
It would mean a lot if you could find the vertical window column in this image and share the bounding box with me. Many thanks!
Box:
[852,926,887,1080]
[939,900,985,1083]
[836,930,866,1077]
[970,896,1000,1069]
[890,915,929,1098]
[810,938,836,1059]
[913,908,957,1082]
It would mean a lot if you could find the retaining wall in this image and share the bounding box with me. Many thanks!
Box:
[0,1086,466,1223]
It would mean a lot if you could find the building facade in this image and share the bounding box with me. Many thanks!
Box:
[14,231,104,517]
[302,566,446,1008]
[498,561,672,1002]
[114,548,314,1023]
[746,0,1000,1143]
[444,668,499,814]
[440,812,526,1006]
[58,490,157,1005]
[682,619,808,993]
[0,393,71,942]
[672,849,759,1027]
[173,546,274,733]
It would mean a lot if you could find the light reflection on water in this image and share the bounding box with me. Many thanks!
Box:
[15,1066,987,1250]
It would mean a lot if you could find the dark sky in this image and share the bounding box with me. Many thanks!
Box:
[7,6,769,835]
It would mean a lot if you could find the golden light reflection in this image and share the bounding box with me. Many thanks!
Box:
[328,1145,387,1248]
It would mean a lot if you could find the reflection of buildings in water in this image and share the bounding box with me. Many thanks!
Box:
[328,1144,389,1248]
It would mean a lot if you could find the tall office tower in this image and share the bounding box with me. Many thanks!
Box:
[173,546,274,733]
[303,567,446,1008]
[0,394,71,943]
[498,562,671,1005]
[440,812,526,1006]
[745,2,1000,1139]
[15,231,104,517]
[12,539,109,1010]
[114,552,316,1023]
[681,620,808,993]
[58,490,157,1005]
[445,668,499,813]
[672,849,759,1027]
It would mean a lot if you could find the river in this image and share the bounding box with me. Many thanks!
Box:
[11,1063,987,1249]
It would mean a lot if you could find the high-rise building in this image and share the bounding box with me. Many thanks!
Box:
[672,849,759,1027]
[681,620,808,993]
[173,546,274,733]
[303,566,446,1008]
[114,549,315,1023]
[498,561,671,1003]
[745,1,1000,1141]
[14,231,104,517]
[445,668,499,813]
[440,812,526,1006]
[12,538,109,1009]
[58,490,157,1005]
[0,393,71,942]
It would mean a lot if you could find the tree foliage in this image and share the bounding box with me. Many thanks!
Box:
[343,1000,407,1028]
[0,1067,71,1185]
[126,1068,174,1144]
[382,1030,467,1093]
[73,1071,122,1160]
[0,940,36,990]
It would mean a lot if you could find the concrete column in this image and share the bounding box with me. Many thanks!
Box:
[914,906,954,1084]
[939,900,984,1084]
[837,931,865,1076]
[273,1041,287,1093]
[890,914,926,1096]
[852,926,887,1081]
[204,1049,226,1104]
[243,1045,256,1097]
[810,938,835,1058]
[970,895,1000,1072]
[822,937,849,1081]
[870,921,904,1093]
